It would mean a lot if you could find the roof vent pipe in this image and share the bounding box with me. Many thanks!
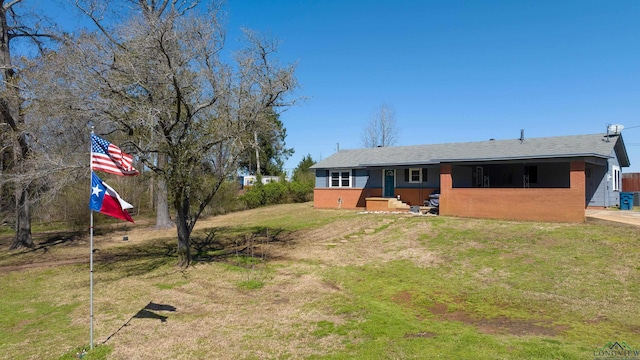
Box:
[520,129,524,143]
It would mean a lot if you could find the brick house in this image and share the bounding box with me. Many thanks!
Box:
[310,133,630,222]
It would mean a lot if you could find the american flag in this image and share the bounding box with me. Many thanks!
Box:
[91,134,140,176]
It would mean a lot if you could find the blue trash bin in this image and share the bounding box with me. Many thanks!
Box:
[620,192,634,210]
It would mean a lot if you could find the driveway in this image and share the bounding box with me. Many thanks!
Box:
[585,209,640,227]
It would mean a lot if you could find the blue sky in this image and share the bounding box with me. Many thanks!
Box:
[224,0,640,172]
[43,1,640,173]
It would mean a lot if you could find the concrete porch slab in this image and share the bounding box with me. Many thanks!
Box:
[585,209,640,227]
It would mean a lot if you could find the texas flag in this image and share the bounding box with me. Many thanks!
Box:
[90,173,134,223]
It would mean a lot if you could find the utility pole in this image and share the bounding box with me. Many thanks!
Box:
[254,131,261,176]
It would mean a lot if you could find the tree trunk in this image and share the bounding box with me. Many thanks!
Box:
[176,217,190,267]
[155,153,173,229]
[0,3,33,249]
[174,193,191,267]
[156,177,173,229]
[11,186,32,249]
[10,144,33,249]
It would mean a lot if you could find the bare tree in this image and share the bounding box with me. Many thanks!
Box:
[360,103,399,148]
[0,0,62,249]
[56,0,299,266]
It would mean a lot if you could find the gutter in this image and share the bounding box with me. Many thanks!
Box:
[432,153,613,163]
[316,153,613,169]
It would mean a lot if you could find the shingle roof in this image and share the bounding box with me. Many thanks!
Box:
[311,133,630,169]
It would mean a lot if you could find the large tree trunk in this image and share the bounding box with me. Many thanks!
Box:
[155,153,173,229]
[6,130,33,249]
[10,128,33,249]
[9,143,33,249]
[11,186,32,249]
[156,178,173,229]
[156,178,173,228]
[0,2,33,249]
[174,191,191,267]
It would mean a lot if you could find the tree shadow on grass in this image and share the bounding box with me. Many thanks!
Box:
[95,238,178,280]
[1,221,140,256]
[94,226,284,278]
[191,226,291,263]
[1,225,293,273]
[103,301,177,344]
[96,226,292,277]
[1,230,84,256]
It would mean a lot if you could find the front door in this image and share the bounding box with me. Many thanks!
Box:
[384,169,395,197]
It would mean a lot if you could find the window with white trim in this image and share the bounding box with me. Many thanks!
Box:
[330,170,351,188]
[404,168,429,183]
[409,168,422,183]
[612,165,621,191]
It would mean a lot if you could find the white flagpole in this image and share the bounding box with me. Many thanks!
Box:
[90,210,94,349]
[89,128,95,350]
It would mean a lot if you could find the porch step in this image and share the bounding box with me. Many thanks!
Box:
[365,197,410,212]
[388,198,410,210]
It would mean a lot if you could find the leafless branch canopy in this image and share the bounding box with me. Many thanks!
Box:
[361,103,399,148]
[29,0,302,264]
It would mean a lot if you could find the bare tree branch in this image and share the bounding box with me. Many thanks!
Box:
[361,103,400,148]
[39,0,300,266]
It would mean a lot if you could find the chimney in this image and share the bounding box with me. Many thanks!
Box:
[520,129,524,143]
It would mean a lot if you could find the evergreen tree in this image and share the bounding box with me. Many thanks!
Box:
[239,110,293,176]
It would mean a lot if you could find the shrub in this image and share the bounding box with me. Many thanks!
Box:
[241,178,314,209]
[202,181,244,216]
[263,181,289,205]
[289,181,313,203]
[242,184,265,209]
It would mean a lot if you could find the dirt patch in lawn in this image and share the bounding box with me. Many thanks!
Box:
[271,215,441,268]
[391,290,567,337]
[427,301,567,337]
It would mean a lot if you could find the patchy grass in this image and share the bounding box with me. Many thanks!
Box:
[0,266,87,359]
[238,279,265,290]
[1,203,640,359]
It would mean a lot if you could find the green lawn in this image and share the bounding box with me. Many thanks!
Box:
[1,203,639,359]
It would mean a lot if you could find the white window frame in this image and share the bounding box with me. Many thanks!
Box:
[409,168,422,183]
[330,169,352,188]
[612,165,621,191]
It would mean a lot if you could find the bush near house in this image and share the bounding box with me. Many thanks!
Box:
[241,179,313,209]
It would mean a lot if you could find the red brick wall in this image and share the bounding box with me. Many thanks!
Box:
[313,187,436,209]
[313,188,382,209]
[440,161,585,222]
